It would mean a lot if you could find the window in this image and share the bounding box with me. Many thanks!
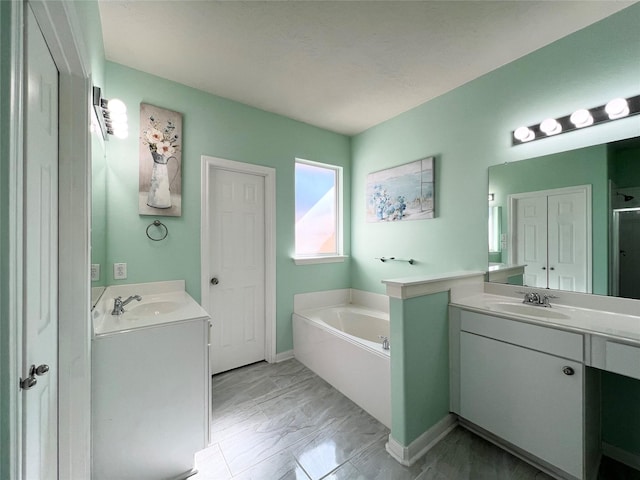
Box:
[294,159,344,263]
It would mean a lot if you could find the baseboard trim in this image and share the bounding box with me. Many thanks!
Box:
[385,414,458,466]
[602,442,640,472]
[274,350,294,363]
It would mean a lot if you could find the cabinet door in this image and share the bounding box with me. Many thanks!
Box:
[460,332,583,478]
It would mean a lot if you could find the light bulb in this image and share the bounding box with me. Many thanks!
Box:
[605,98,629,119]
[540,118,562,135]
[514,126,534,142]
[569,109,593,128]
[108,98,127,115]
[113,128,129,139]
[111,112,127,124]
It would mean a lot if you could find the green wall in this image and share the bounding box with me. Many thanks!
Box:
[104,62,352,352]
[610,145,640,188]
[350,6,640,294]
[488,145,609,295]
[351,4,640,455]
[390,293,450,445]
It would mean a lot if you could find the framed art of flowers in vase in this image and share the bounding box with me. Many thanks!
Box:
[139,103,182,216]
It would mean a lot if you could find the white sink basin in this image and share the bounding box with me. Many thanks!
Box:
[92,281,210,336]
[128,301,182,316]
[489,302,571,320]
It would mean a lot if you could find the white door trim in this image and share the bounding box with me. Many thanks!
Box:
[5,1,92,479]
[5,3,26,479]
[507,184,592,293]
[201,156,277,364]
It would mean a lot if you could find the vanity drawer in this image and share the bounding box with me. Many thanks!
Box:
[460,310,583,361]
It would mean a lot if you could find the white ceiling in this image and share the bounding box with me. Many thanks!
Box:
[99,1,635,136]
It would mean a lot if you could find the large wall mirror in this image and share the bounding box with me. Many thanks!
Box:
[488,136,640,300]
[91,121,107,306]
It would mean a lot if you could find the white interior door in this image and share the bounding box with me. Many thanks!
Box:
[22,6,59,479]
[547,191,588,293]
[208,168,266,374]
[515,195,548,288]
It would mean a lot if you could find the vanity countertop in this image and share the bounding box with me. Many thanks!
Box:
[92,280,210,337]
[451,293,640,345]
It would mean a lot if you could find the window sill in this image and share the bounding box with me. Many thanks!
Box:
[293,255,348,266]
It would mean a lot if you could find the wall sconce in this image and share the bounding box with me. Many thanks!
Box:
[512,94,640,145]
[92,86,129,140]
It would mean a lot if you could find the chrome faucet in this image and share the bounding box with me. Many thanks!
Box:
[379,335,390,350]
[111,295,142,315]
[518,291,557,307]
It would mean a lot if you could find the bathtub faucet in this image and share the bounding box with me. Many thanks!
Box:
[111,295,142,315]
[379,335,390,351]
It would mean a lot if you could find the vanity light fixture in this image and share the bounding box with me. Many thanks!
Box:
[92,86,129,140]
[512,94,640,145]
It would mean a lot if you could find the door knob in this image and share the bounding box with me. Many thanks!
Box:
[20,363,49,390]
[20,376,37,390]
[550,267,555,271]
[541,266,546,270]
[210,277,219,285]
[562,366,575,376]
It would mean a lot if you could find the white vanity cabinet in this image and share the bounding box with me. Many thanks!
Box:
[451,308,599,480]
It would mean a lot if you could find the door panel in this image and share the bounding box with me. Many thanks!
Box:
[516,196,547,288]
[23,6,59,480]
[548,192,587,292]
[209,168,266,374]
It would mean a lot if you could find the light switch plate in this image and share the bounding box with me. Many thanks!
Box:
[91,264,100,282]
[113,262,127,280]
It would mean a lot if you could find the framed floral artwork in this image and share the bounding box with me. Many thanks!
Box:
[366,156,435,222]
[139,103,182,216]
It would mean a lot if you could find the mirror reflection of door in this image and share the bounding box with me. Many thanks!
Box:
[510,186,591,293]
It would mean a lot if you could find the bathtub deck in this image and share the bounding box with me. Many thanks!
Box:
[188,358,631,479]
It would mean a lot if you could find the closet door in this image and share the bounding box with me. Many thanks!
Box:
[515,195,548,288]
[547,191,588,293]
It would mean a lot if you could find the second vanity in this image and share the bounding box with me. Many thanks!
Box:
[91,280,211,480]
[449,283,640,480]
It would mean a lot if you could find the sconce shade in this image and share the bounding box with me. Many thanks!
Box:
[514,126,535,142]
[569,109,593,128]
[92,86,128,140]
[540,118,562,135]
[605,98,629,119]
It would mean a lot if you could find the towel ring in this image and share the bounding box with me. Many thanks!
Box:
[146,220,168,241]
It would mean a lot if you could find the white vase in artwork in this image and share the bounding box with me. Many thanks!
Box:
[147,151,172,209]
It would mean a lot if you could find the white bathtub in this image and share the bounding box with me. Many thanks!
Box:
[293,302,391,428]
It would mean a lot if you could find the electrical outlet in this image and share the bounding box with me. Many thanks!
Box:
[113,262,127,280]
[91,264,100,282]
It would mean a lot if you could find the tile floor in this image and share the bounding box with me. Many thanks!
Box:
[192,359,639,480]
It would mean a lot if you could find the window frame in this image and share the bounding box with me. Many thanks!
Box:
[293,158,346,265]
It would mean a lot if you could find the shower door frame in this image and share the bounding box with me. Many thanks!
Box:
[610,207,640,298]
